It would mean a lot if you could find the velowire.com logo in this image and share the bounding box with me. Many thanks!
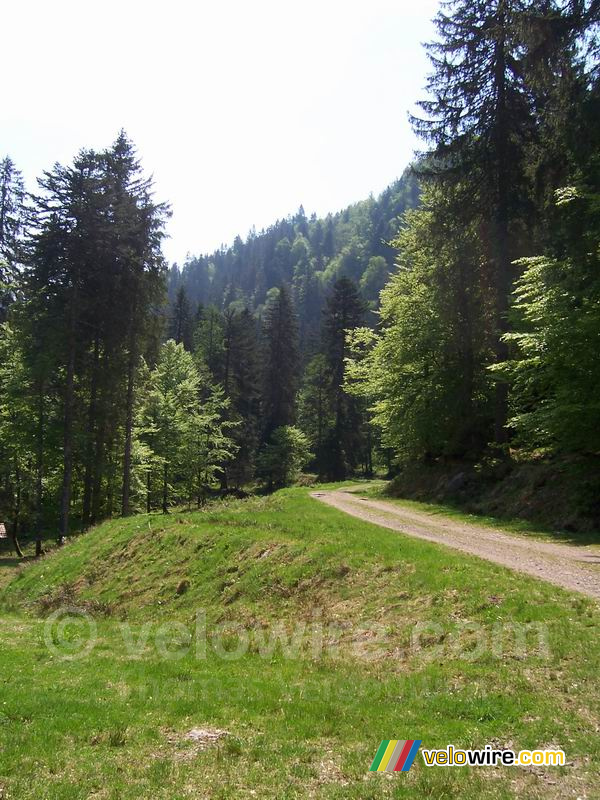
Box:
[369,740,566,773]
[369,740,422,773]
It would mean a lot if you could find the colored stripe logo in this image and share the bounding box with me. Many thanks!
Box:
[369,740,422,773]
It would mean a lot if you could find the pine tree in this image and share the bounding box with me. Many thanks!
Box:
[23,133,169,537]
[412,0,540,444]
[224,308,261,487]
[28,148,106,542]
[261,286,299,441]
[169,285,194,350]
[194,305,225,380]
[321,278,366,478]
[298,353,333,469]
[103,132,169,517]
[0,156,26,316]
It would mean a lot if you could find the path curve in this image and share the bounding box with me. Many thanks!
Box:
[310,488,600,600]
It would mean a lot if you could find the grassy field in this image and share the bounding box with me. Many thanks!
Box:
[0,485,599,799]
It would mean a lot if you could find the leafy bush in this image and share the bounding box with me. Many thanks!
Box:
[256,426,312,489]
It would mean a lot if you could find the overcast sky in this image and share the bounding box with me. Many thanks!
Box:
[2,0,439,264]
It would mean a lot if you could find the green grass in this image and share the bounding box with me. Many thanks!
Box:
[0,486,599,798]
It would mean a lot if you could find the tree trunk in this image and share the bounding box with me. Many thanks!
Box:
[365,427,373,477]
[146,462,152,513]
[106,439,116,517]
[35,380,45,557]
[59,297,77,545]
[492,4,511,448]
[11,529,24,559]
[12,460,24,558]
[90,416,106,525]
[82,334,100,527]
[121,337,136,516]
[162,462,169,514]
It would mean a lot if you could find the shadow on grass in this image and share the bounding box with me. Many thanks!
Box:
[0,554,37,569]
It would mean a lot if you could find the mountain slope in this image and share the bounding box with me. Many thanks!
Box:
[167,168,420,320]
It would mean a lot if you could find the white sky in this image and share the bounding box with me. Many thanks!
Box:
[2,0,439,264]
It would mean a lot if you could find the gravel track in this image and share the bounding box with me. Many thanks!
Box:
[311,488,600,600]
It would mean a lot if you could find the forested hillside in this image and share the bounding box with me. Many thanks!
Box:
[167,168,419,339]
[0,0,599,554]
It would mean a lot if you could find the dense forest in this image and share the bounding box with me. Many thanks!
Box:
[167,169,420,342]
[1,0,599,556]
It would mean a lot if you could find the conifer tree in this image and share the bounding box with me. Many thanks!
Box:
[413,0,539,443]
[223,308,261,487]
[298,353,333,470]
[261,286,299,441]
[169,285,194,350]
[0,156,26,316]
[321,278,366,478]
[104,133,170,517]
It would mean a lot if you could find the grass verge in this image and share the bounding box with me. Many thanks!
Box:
[0,486,598,799]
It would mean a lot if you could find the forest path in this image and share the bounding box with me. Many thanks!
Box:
[311,487,600,600]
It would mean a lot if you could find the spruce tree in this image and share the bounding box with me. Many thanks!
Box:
[261,286,299,441]
[0,156,26,316]
[413,0,538,443]
[103,132,169,517]
[225,308,261,487]
[322,278,366,479]
[170,285,194,350]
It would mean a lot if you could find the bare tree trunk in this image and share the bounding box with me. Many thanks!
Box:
[82,335,100,527]
[12,460,24,558]
[146,462,152,513]
[35,380,45,557]
[11,529,24,559]
[492,5,511,448]
[106,439,116,517]
[59,297,77,545]
[122,325,137,516]
[162,462,168,514]
[365,426,373,477]
[90,418,105,525]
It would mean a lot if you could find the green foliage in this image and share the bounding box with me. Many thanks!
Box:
[347,186,495,464]
[261,286,299,440]
[0,325,36,542]
[0,156,26,314]
[321,277,369,479]
[497,184,600,454]
[359,255,389,300]
[193,305,226,378]
[256,426,312,488]
[139,340,236,509]
[297,354,333,460]
[168,285,194,350]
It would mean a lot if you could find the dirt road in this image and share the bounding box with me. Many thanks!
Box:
[311,487,600,600]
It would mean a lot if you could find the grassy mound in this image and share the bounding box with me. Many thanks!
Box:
[0,486,599,799]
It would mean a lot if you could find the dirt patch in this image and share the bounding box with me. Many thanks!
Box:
[158,726,229,762]
[36,580,114,616]
[184,727,229,747]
